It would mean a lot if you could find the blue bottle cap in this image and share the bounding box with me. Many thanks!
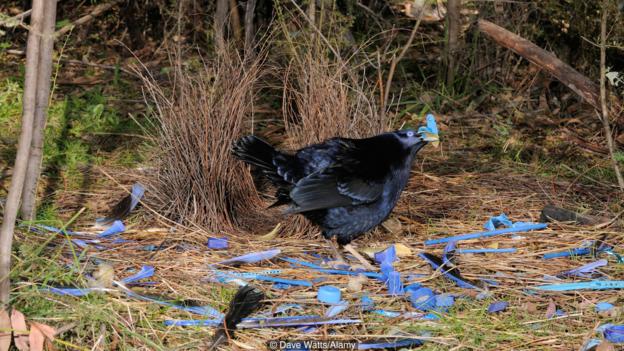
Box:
[207,237,228,249]
[317,285,342,304]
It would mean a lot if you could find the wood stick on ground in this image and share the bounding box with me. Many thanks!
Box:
[598,0,624,192]
[0,0,45,305]
[477,19,601,110]
[20,0,58,221]
[55,0,121,37]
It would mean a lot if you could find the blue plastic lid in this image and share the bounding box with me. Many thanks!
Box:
[207,237,228,249]
[317,285,342,304]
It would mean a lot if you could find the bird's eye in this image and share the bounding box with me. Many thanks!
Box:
[406,131,414,137]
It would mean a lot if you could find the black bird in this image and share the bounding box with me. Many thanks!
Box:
[232,129,434,268]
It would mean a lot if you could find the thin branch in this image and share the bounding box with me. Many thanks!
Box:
[55,0,121,37]
[382,10,423,117]
[598,0,624,192]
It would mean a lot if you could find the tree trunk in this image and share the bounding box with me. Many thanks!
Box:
[214,0,229,51]
[445,0,461,86]
[229,0,243,44]
[244,0,257,57]
[0,0,46,305]
[20,0,58,221]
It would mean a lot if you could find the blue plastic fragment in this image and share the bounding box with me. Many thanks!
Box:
[317,285,342,304]
[580,339,602,351]
[280,257,323,269]
[43,287,97,296]
[358,338,423,350]
[596,302,615,312]
[374,245,397,265]
[380,262,394,282]
[360,295,374,311]
[121,265,155,284]
[558,259,608,278]
[129,183,145,210]
[543,247,592,259]
[487,301,509,313]
[164,319,222,327]
[435,294,455,311]
[314,268,383,279]
[457,248,517,254]
[417,113,439,142]
[603,325,624,343]
[142,245,158,251]
[409,287,436,311]
[36,225,78,235]
[386,271,404,295]
[483,213,513,231]
[371,309,401,318]
[238,316,361,329]
[326,301,349,318]
[273,283,292,289]
[207,237,228,249]
[533,280,624,291]
[217,249,281,266]
[404,283,422,294]
[252,275,312,287]
[98,220,125,238]
[425,223,548,246]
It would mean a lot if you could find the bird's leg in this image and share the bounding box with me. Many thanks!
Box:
[343,244,376,271]
[326,236,348,268]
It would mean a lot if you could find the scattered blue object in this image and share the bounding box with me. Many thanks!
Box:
[36,224,78,235]
[487,301,509,313]
[409,287,436,311]
[435,293,455,311]
[98,220,126,238]
[238,316,361,329]
[425,223,547,246]
[404,283,422,294]
[417,113,439,142]
[457,248,517,254]
[216,249,281,266]
[358,338,423,350]
[164,319,222,327]
[374,245,397,265]
[43,287,97,296]
[326,301,349,318]
[484,213,513,231]
[558,259,608,278]
[273,283,292,289]
[533,280,624,291]
[603,325,624,343]
[596,302,615,312]
[380,262,394,282]
[543,247,592,259]
[580,339,602,351]
[280,257,323,269]
[386,271,404,295]
[142,245,158,251]
[317,285,342,304]
[207,237,228,249]
[121,265,155,284]
[360,295,374,311]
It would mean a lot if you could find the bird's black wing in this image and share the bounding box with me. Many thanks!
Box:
[286,139,384,213]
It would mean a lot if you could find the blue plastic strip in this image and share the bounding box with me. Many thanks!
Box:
[121,266,155,284]
[533,280,624,291]
[425,223,548,246]
[358,339,423,350]
[543,247,592,259]
[43,287,97,296]
[418,253,480,289]
[457,248,517,254]
[216,249,281,266]
[280,257,323,269]
[558,259,607,278]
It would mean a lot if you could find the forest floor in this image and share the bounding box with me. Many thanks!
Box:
[2,29,624,351]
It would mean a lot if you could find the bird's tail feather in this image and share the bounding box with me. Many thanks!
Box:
[232,135,277,172]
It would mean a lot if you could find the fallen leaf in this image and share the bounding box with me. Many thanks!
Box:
[597,341,615,351]
[487,242,499,249]
[522,302,538,314]
[0,308,10,351]
[29,323,54,341]
[10,310,29,351]
[28,324,44,351]
[545,299,556,319]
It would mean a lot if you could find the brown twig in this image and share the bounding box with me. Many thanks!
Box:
[55,0,121,37]
[598,0,624,192]
[382,9,423,118]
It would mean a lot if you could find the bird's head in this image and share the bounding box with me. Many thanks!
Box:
[394,129,426,150]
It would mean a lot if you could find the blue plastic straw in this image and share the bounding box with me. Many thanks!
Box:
[543,247,591,259]
[533,280,624,291]
[457,248,517,254]
[425,223,547,245]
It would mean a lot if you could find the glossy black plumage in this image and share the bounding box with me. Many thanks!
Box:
[232,130,428,245]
